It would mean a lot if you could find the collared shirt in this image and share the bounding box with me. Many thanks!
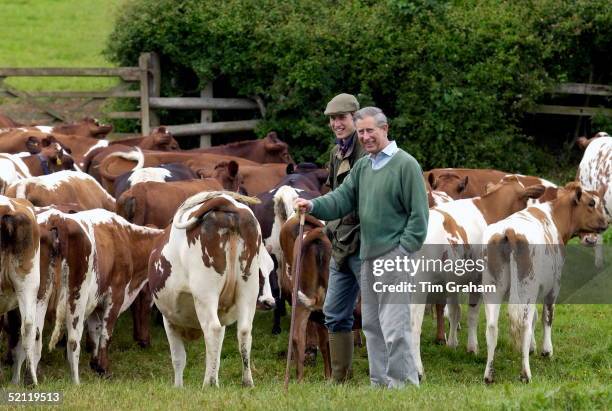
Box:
[368,141,398,170]
[335,133,355,158]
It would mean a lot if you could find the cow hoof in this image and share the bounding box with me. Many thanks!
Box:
[541,350,552,358]
[242,380,254,388]
[137,340,151,349]
[271,326,281,335]
[519,372,531,383]
[435,337,446,345]
[484,375,494,385]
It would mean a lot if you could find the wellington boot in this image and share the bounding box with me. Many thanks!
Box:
[329,331,354,383]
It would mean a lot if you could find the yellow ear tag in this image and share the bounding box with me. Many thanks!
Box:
[56,158,62,166]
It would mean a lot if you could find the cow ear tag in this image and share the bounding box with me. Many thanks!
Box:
[56,158,62,166]
[337,159,350,175]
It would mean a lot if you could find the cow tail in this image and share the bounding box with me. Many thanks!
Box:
[505,229,526,351]
[48,237,69,351]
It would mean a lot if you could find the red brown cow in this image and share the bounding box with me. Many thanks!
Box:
[117,179,224,228]
[280,214,332,382]
[5,170,116,212]
[192,132,294,164]
[0,129,53,155]
[82,127,180,178]
[42,209,163,383]
[0,196,41,385]
[99,148,286,195]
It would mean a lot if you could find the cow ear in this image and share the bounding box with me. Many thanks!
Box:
[196,168,210,179]
[286,163,295,175]
[522,184,545,199]
[459,176,468,192]
[484,182,494,195]
[573,186,583,204]
[576,136,590,150]
[228,160,239,177]
[427,173,436,189]
[266,131,279,142]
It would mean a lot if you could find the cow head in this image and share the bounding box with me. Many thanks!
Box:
[263,132,294,164]
[140,126,180,151]
[428,172,469,199]
[479,175,545,224]
[205,161,245,193]
[26,135,41,154]
[39,136,77,172]
[560,183,609,239]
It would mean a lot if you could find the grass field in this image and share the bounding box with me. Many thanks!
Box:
[0,0,125,91]
[2,298,610,410]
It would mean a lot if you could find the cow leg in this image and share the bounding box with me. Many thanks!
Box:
[10,337,25,385]
[541,303,554,357]
[194,297,224,388]
[31,297,50,379]
[236,307,255,387]
[4,309,20,366]
[315,322,331,379]
[434,304,446,344]
[162,316,186,387]
[446,300,461,349]
[272,298,284,335]
[292,306,311,382]
[410,303,426,379]
[13,274,39,386]
[530,309,538,354]
[466,294,481,354]
[95,303,122,378]
[131,284,152,348]
[304,321,318,365]
[518,305,536,383]
[86,311,104,374]
[483,303,501,384]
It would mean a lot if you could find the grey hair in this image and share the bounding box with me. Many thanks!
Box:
[353,106,388,127]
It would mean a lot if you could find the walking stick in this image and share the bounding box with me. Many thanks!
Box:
[284,211,306,391]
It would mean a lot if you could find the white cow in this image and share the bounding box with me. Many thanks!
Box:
[482,182,608,383]
[577,132,611,267]
[149,191,275,387]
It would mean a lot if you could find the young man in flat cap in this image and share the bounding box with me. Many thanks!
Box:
[321,93,366,382]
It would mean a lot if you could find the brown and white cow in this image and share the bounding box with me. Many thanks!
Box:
[98,148,287,196]
[279,214,332,382]
[482,182,608,383]
[576,132,611,267]
[148,191,275,387]
[191,132,294,164]
[410,176,545,378]
[116,179,224,228]
[40,209,163,383]
[32,117,113,139]
[0,196,40,385]
[5,170,116,212]
[424,168,558,203]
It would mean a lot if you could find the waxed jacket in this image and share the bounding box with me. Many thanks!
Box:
[323,131,367,266]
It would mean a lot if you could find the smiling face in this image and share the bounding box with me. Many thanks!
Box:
[356,115,390,154]
[328,113,355,140]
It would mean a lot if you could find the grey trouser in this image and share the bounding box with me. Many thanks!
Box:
[361,245,419,388]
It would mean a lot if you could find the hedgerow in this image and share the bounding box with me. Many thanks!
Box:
[106,0,612,172]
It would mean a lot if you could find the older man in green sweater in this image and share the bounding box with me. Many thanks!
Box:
[295,106,429,388]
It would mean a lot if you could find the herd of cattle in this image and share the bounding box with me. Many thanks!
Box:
[0,112,609,388]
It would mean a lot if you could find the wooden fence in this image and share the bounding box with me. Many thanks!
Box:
[1,52,608,146]
[0,52,263,147]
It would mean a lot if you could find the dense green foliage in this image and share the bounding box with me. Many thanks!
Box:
[106,0,612,171]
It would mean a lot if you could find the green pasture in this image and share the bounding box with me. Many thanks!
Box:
[2,298,610,410]
[0,0,125,91]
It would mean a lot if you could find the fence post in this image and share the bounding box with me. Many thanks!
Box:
[139,53,151,136]
[199,82,213,148]
[149,52,161,128]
